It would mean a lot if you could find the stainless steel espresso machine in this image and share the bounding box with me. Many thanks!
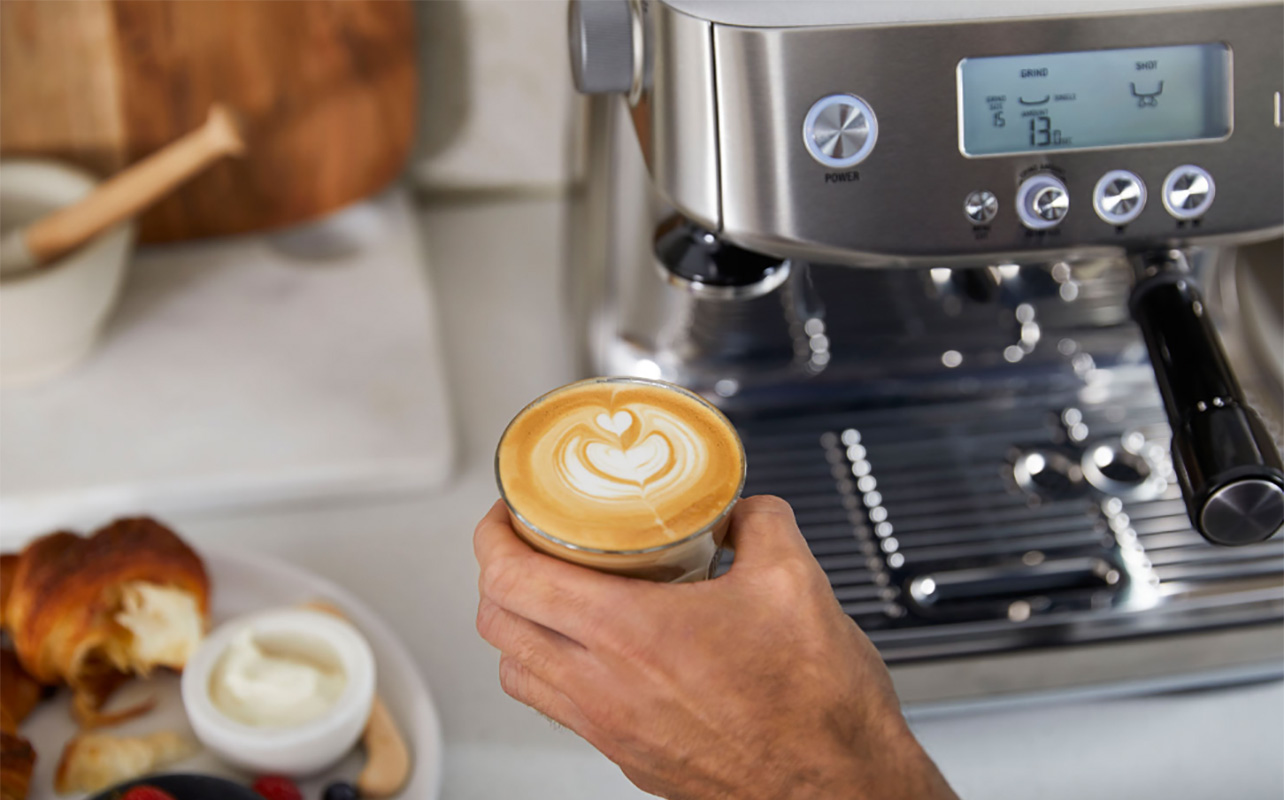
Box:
[566,0,1284,702]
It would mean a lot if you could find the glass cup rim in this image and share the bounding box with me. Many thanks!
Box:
[494,376,748,556]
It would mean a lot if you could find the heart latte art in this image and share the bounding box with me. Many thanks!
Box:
[498,380,744,551]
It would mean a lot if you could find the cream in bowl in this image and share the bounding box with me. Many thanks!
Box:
[210,626,348,728]
[181,608,375,777]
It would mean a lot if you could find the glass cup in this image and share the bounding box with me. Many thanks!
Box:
[495,377,746,583]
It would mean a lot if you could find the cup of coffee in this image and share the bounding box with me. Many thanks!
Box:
[496,376,746,582]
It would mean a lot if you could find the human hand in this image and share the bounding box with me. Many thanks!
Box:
[474,495,958,800]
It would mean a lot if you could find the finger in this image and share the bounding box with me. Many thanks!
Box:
[474,500,514,595]
[723,495,813,568]
[474,500,655,646]
[498,654,600,740]
[472,499,516,564]
[476,596,588,688]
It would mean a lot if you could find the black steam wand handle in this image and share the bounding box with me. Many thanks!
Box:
[1129,250,1284,545]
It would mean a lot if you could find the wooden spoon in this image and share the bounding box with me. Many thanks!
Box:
[0,105,245,273]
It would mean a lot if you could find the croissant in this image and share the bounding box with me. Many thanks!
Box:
[0,730,34,800]
[0,554,18,631]
[3,518,209,724]
[0,650,43,735]
[0,650,43,800]
[54,730,197,794]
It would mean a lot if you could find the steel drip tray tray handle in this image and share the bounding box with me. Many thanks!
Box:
[907,557,1122,623]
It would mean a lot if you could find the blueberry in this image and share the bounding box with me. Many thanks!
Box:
[322,782,359,800]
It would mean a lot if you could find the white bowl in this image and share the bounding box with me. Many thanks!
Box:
[181,608,377,778]
[0,159,136,386]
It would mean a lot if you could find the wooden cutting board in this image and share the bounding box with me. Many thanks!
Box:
[0,0,417,243]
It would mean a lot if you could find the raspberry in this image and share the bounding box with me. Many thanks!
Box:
[251,775,303,800]
[121,788,178,800]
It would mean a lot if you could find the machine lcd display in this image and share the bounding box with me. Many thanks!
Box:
[958,43,1231,156]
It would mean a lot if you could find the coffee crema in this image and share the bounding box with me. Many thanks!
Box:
[497,378,745,552]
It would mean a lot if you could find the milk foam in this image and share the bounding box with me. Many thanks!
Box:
[497,380,744,551]
[557,406,703,503]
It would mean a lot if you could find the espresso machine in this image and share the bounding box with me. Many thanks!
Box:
[566,0,1284,702]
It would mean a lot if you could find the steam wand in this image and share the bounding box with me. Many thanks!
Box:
[1129,250,1284,545]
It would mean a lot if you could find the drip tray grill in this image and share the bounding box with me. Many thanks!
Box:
[721,379,1284,663]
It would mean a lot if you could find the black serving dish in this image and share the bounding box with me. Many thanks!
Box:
[91,773,262,800]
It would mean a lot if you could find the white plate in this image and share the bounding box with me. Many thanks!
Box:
[18,548,443,799]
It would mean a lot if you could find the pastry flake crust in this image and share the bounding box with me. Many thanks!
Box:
[0,554,18,631]
[0,650,43,734]
[53,730,197,794]
[0,730,34,800]
[3,518,209,720]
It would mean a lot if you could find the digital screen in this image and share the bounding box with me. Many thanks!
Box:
[958,44,1232,156]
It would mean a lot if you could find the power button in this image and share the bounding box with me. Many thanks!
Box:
[802,94,879,169]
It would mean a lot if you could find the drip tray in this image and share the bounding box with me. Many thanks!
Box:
[721,376,1284,664]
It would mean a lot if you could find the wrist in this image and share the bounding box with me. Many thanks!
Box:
[795,723,958,800]
[877,730,958,800]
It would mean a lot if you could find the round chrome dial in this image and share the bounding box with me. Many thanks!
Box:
[1093,170,1147,226]
[1015,174,1070,231]
[1201,478,1284,545]
[802,94,878,169]
[963,190,998,225]
[1162,165,1216,220]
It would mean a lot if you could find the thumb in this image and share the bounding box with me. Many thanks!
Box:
[723,495,812,568]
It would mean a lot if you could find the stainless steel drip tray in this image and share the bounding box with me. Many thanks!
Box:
[719,372,1284,699]
[893,625,1283,709]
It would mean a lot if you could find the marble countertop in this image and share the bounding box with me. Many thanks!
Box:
[15,195,1281,799]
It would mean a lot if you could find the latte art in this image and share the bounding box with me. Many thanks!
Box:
[497,379,745,552]
[561,404,705,500]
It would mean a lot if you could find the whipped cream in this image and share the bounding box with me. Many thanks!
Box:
[209,629,346,728]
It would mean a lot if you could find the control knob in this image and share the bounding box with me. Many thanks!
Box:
[1093,170,1147,226]
[1016,173,1070,230]
[963,190,999,225]
[1162,165,1216,220]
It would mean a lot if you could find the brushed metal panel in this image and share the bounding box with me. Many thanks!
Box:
[663,0,1251,28]
[891,623,1284,704]
[630,0,721,229]
[710,4,1283,265]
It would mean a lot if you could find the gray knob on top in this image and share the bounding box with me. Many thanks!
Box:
[568,0,634,95]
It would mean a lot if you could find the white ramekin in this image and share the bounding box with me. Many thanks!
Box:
[0,159,136,386]
[181,608,376,778]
